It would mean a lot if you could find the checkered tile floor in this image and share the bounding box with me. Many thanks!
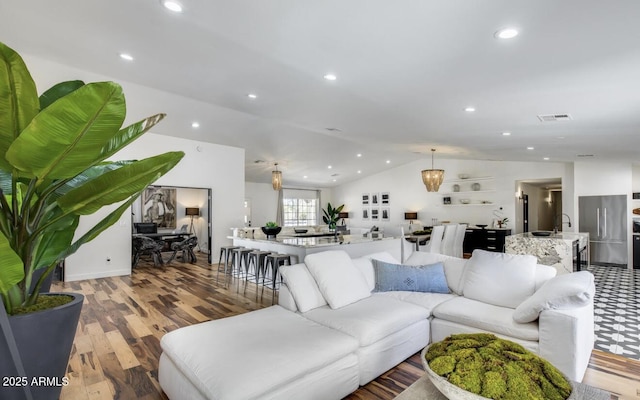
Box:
[588,264,640,359]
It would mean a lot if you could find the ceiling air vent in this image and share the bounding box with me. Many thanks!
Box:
[537,114,573,122]
[577,154,594,158]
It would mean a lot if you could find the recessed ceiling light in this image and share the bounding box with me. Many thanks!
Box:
[324,74,337,81]
[464,107,476,112]
[543,157,550,160]
[247,93,257,99]
[357,170,361,174]
[527,146,535,150]
[495,28,519,39]
[162,1,183,12]
[303,175,308,179]
[327,165,332,169]
[356,153,362,157]
[386,160,391,164]
[191,122,200,128]
[119,53,134,61]
[333,179,337,182]
[502,132,511,136]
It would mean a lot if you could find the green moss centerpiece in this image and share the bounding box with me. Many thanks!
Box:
[422,333,572,400]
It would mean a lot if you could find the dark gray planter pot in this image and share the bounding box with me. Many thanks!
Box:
[261,226,282,240]
[0,293,83,400]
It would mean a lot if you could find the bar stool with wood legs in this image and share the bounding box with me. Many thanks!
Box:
[216,245,240,284]
[263,253,292,304]
[247,250,271,290]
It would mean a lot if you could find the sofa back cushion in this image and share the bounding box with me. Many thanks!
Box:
[463,249,537,309]
[535,264,557,291]
[372,260,450,293]
[304,250,371,309]
[278,263,327,313]
[352,251,400,291]
[404,251,467,295]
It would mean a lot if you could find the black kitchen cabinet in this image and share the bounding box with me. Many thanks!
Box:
[463,227,511,255]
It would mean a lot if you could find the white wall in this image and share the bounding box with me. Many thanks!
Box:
[332,158,571,237]
[65,134,244,281]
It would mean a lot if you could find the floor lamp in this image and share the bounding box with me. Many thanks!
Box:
[185,207,200,251]
[185,206,199,234]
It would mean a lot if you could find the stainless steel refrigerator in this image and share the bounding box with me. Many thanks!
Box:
[579,194,627,266]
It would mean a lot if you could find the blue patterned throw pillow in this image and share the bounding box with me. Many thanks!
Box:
[372,259,450,293]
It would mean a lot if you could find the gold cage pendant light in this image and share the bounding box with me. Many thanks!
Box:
[421,149,444,192]
[272,163,282,190]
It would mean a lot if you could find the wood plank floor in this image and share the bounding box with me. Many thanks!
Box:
[51,258,640,399]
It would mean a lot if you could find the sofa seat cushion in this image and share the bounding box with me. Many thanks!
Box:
[432,297,539,341]
[303,296,430,347]
[160,306,358,400]
[373,291,457,315]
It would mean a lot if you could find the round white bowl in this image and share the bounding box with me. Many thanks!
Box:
[421,345,576,400]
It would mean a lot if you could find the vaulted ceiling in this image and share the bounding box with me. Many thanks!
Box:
[2,0,639,187]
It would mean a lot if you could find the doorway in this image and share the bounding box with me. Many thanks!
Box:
[514,179,562,233]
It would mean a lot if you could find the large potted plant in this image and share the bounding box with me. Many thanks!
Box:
[0,42,183,399]
[322,202,345,230]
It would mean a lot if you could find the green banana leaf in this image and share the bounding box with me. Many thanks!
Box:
[56,152,184,215]
[0,232,24,294]
[39,80,85,110]
[60,191,146,261]
[30,213,79,274]
[6,81,126,180]
[0,42,39,172]
[98,114,166,161]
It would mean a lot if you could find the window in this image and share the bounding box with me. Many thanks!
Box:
[283,189,319,226]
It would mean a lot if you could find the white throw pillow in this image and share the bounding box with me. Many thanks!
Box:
[278,263,327,313]
[405,251,467,295]
[304,250,371,309]
[353,252,400,291]
[462,249,537,309]
[513,271,595,323]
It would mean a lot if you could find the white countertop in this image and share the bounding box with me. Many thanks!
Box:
[231,234,394,248]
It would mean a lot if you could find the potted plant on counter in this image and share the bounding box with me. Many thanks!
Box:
[322,202,345,230]
[261,221,282,239]
[0,41,184,399]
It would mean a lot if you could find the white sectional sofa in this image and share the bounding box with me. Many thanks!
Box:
[159,249,595,399]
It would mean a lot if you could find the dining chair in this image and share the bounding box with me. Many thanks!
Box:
[453,224,468,258]
[440,224,457,256]
[422,224,444,253]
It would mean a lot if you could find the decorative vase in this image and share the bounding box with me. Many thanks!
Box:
[0,293,84,400]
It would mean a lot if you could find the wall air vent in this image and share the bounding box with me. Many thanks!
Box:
[537,114,573,122]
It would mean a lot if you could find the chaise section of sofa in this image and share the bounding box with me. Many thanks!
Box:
[159,306,359,400]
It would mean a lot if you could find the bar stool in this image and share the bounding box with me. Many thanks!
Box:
[247,250,271,289]
[231,247,253,280]
[216,245,240,284]
[263,253,292,304]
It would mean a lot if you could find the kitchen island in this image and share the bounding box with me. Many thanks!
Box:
[231,234,402,265]
[504,232,589,275]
